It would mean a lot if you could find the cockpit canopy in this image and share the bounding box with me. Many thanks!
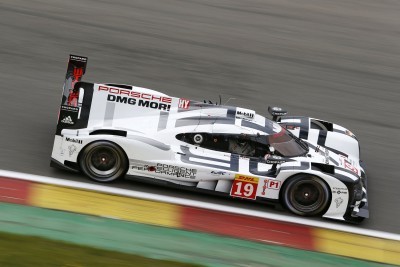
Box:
[176,127,308,158]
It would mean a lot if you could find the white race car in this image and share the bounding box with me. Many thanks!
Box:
[51,55,368,223]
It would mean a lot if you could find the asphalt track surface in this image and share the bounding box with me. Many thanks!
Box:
[1,0,399,234]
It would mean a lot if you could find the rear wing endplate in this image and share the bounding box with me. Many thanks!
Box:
[56,55,88,135]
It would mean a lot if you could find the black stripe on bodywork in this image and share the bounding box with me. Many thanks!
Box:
[333,173,358,184]
[317,131,327,146]
[179,146,239,171]
[333,128,346,134]
[296,117,310,140]
[241,120,270,134]
[249,158,278,177]
[280,116,309,139]
[56,82,94,135]
[306,141,316,150]
[227,107,236,118]
[325,146,348,158]
[241,119,276,135]
[105,84,133,90]
[231,155,240,171]
[328,156,339,166]
[311,163,334,174]
[90,129,127,137]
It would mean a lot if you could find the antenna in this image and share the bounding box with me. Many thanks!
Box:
[223,97,236,105]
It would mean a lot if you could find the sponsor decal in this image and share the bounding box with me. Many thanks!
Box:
[155,163,197,179]
[265,155,286,164]
[335,197,344,208]
[106,94,171,111]
[131,164,150,171]
[235,108,255,120]
[57,105,79,135]
[235,175,259,183]
[61,105,79,112]
[270,106,286,116]
[339,155,358,174]
[261,179,281,195]
[61,116,74,124]
[65,137,82,144]
[67,88,79,107]
[262,180,268,195]
[73,67,84,81]
[68,144,76,156]
[332,187,348,195]
[211,171,226,176]
[99,86,172,103]
[62,55,87,107]
[70,55,87,62]
[230,174,259,200]
[268,180,281,189]
[178,98,190,109]
[344,160,358,174]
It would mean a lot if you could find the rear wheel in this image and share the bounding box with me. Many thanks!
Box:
[79,141,127,182]
[282,175,330,216]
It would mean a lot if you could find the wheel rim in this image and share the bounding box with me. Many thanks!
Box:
[86,146,120,177]
[289,180,326,213]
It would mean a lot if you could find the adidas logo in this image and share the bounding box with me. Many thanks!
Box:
[61,116,74,124]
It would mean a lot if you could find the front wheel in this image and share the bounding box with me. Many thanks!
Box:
[79,141,128,182]
[282,175,330,216]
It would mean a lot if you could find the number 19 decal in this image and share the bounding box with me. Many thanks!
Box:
[230,174,259,200]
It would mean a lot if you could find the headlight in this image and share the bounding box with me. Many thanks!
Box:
[345,129,358,140]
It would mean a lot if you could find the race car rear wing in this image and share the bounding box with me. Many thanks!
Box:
[55,55,88,135]
[54,54,181,137]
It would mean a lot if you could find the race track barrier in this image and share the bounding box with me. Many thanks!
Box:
[0,170,399,265]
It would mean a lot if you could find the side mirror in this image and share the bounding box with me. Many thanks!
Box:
[268,106,287,121]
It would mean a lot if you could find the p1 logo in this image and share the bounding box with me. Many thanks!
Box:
[261,179,281,196]
[230,174,259,200]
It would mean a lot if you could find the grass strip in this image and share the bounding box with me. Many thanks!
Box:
[0,231,202,267]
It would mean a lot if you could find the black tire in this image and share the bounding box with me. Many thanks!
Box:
[79,141,128,182]
[282,174,330,216]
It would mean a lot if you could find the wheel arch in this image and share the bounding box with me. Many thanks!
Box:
[279,172,333,216]
[77,139,130,178]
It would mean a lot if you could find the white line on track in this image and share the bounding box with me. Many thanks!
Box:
[1,169,399,241]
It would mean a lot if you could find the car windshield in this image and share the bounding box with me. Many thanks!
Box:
[268,128,308,157]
